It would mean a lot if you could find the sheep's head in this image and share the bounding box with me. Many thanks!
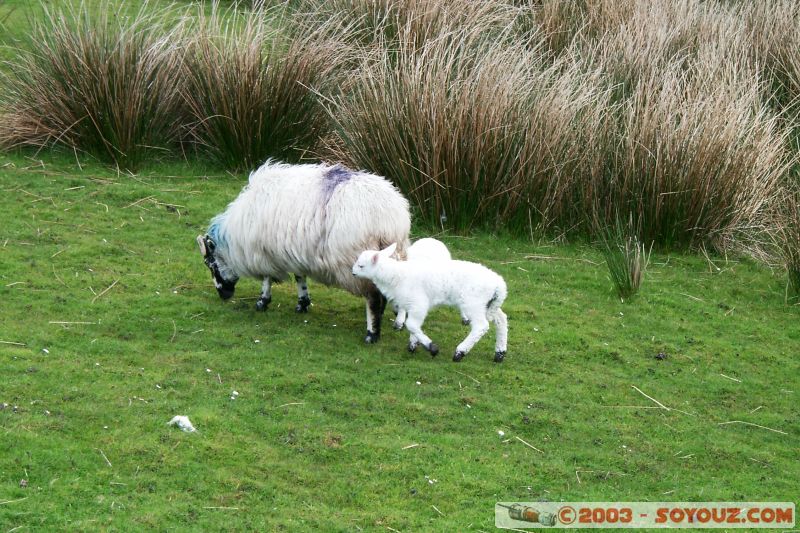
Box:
[353,243,397,279]
[197,234,238,300]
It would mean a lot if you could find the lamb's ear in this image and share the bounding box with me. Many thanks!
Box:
[381,242,398,257]
[371,252,380,265]
[196,235,207,256]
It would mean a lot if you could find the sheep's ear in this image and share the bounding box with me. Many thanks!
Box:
[196,235,207,256]
[371,252,380,265]
[382,242,398,257]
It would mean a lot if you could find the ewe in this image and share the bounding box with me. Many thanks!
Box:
[198,160,410,343]
[353,243,508,362]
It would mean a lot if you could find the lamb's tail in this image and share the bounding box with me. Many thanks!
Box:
[486,278,507,320]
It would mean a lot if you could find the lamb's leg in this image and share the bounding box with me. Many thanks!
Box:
[255,277,272,311]
[393,303,407,331]
[453,313,489,362]
[490,308,508,363]
[295,275,311,313]
[365,287,387,344]
[404,309,439,356]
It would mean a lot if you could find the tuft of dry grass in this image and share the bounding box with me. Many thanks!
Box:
[179,4,348,170]
[588,59,790,249]
[296,0,517,52]
[0,2,186,169]
[775,187,800,300]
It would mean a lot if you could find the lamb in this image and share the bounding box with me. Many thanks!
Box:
[391,238,451,330]
[197,160,411,343]
[353,243,508,362]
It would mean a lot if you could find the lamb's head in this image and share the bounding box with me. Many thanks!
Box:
[352,242,397,279]
[196,234,238,300]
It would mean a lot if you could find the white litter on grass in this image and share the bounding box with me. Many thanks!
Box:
[42,348,49,354]
[498,430,505,437]
[167,415,197,433]
[230,390,239,400]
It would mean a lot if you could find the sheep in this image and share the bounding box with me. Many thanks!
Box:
[197,160,411,343]
[392,238,450,329]
[353,243,508,362]
[391,238,472,330]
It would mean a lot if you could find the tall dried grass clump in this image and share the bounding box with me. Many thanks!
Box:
[180,6,347,169]
[296,0,516,51]
[588,61,790,249]
[0,2,186,169]
[326,24,611,234]
[776,187,800,300]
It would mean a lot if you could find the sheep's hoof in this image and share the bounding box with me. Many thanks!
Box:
[407,342,417,353]
[295,296,311,313]
[393,321,404,331]
[255,297,271,312]
[461,317,471,326]
[453,350,466,362]
[365,331,380,344]
[494,351,506,363]
[428,343,439,357]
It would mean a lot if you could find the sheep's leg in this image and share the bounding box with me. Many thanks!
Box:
[255,277,272,311]
[393,303,407,331]
[453,312,489,362]
[365,288,387,344]
[295,275,311,313]
[490,308,508,363]
[404,309,439,356]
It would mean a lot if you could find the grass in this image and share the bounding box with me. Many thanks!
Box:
[180,5,346,169]
[2,0,798,249]
[1,152,798,530]
[0,1,188,169]
[597,214,650,301]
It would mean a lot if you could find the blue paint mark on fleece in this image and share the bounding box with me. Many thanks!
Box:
[321,165,353,204]
[208,214,227,249]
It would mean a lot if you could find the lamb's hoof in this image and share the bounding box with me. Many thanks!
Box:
[255,297,271,312]
[365,331,380,344]
[461,317,471,326]
[453,350,466,362]
[428,343,439,357]
[494,351,506,363]
[393,321,404,331]
[295,296,311,313]
[408,342,417,353]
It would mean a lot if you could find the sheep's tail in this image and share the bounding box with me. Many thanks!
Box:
[486,277,508,319]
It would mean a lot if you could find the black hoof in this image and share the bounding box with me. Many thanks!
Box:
[453,351,465,362]
[295,295,311,313]
[255,297,271,312]
[365,331,380,344]
[408,342,417,353]
[494,351,506,363]
[428,343,439,357]
[462,318,471,326]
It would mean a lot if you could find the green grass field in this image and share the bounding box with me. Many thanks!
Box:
[1,153,798,530]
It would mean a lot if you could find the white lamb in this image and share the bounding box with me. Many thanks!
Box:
[353,243,508,362]
[197,160,410,343]
[392,238,452,330]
